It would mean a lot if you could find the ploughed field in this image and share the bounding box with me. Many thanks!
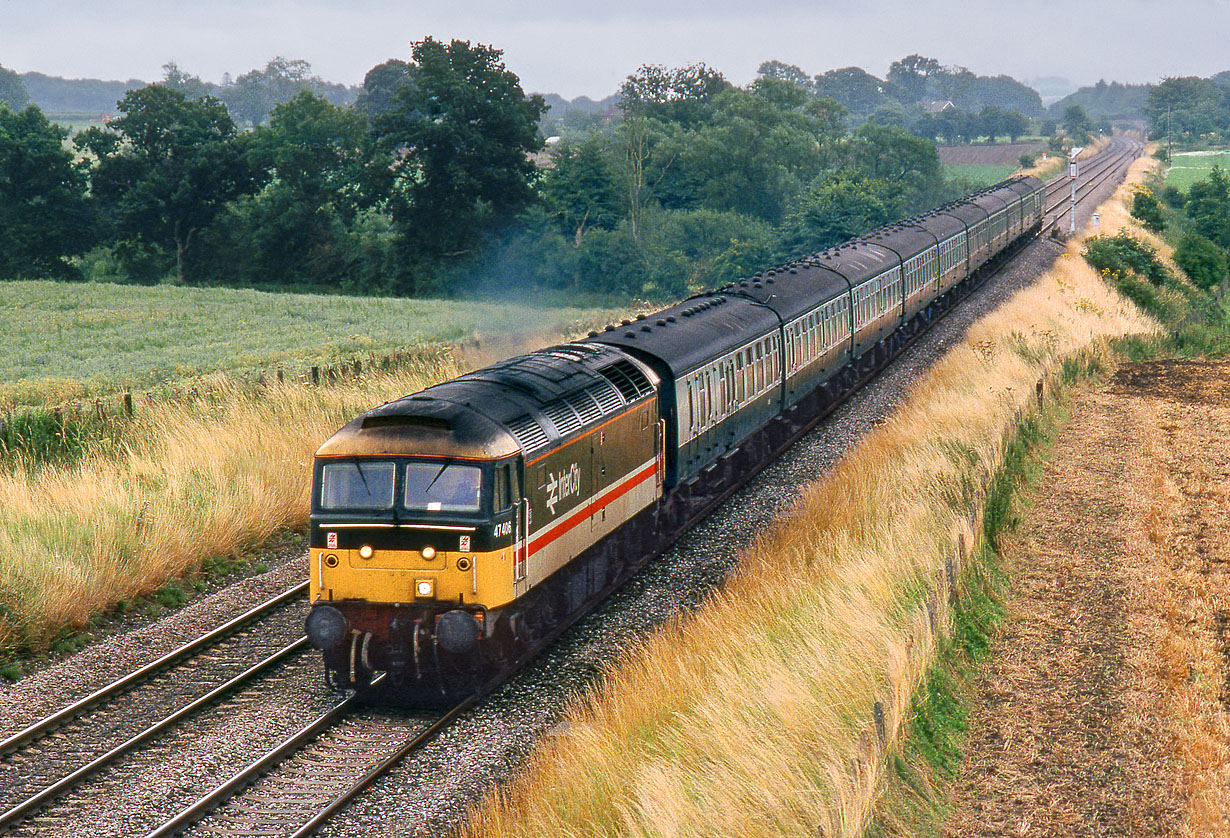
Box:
[946,358,1230,836]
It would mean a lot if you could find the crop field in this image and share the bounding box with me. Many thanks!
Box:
[944,163,1017,185]
[0,281,628,409]
[1165,151,1230,190]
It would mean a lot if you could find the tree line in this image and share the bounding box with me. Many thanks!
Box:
[2,43,995,300]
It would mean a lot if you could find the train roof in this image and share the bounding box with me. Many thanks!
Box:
[583,292,781,380]
[316,343,658,460]
[814,240,900,286]
[718,261,850,321]
[860,222,938,261]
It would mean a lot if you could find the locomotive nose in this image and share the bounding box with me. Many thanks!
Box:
[305,604,349,650]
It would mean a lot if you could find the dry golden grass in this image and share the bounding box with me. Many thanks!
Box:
[460,162,1160,836]
[0,354,457,652]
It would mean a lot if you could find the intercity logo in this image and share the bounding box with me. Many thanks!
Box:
[546,462,582,514]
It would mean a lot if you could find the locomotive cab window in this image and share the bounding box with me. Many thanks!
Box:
[404,461,482,513]
[494,464,512,511]
[320,461,395,510]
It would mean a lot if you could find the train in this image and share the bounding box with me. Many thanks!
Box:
[303,174,1046,704]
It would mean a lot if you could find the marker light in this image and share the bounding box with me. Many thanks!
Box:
[421,546,437,560]
[415,579,435,598]
[323,554,339,568]
[358,544,374,560]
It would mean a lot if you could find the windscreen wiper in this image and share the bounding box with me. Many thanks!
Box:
[424,460,452,493]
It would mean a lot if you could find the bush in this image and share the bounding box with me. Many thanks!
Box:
[1019,152,1037,168]
[1130,187,1166,233]
[1159,184,1186,209]
[1083,232,1171,285]
[1173,232,1229,290]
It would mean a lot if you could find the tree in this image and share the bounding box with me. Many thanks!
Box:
[1062,104,1092,143]
[0,105,93,278]
[77,85,264,283]
[372,38,545,287]
[1185,166,1230,249]
[840,124,945,212]
[1129,186,1166,233]
[198,90,373,288]
[1143,76,1229,143]
[756,61,813,92]
[813,67,888,115]
[618,63,731,125]
[780,173,894,255]
[222,57,336,127]
[159,61,213,99]
[541,136,622,244]
[887,54,941,104]
[1173,232,1227,290]
[353,59,414,120]
[0,65,29,110]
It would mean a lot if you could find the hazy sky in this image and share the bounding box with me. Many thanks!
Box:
[2,0,1228,99]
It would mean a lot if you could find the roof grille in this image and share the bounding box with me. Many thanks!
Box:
[564,388,603,424]
[542,401,583,437]
[506,415,549,453]
[588,381,623,413]
[598,360,653,402]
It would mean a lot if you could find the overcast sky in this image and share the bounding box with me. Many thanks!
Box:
[2,0,1228,99]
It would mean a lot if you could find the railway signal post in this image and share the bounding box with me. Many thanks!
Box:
[1068,147,1084,235]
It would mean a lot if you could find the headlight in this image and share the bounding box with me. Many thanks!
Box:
[415,579,435,598]
[421,546,437,560]
[358,544,374,560]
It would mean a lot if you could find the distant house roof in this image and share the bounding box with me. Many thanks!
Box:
[921,99,956,114]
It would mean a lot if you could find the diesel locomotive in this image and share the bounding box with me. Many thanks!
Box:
[304,174,1046,704]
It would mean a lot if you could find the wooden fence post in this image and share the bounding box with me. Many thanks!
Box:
[311,366,320,386]
[123,391,134,418]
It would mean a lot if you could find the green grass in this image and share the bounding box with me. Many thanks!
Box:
[943,164,1017,186]
[1165,151,1230,191]
[0,281,630,409]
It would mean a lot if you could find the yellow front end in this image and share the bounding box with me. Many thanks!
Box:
[310,545,517,609]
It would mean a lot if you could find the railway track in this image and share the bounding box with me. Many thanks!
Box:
[1042,137,1143,233]
[0,583,309,835]
[148,690,473,838]
[0,138,1143,838]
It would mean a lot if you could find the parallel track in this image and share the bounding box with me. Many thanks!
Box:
[0,583,309,833]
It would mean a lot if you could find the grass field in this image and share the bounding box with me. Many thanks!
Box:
[944,163,1018,186]
[1165,151,1230,191]
[0,281,629,409]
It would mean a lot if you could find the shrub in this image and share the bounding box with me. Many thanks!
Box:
[1159,184,1186,209]
[1083,232,1171,285]
[1173,232,1229,290]
[1130,187,1166,233]
[1019,152,1038,168]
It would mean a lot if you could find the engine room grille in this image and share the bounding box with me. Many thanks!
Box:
[506,415,549,453]
[563,388,603,424]
[542,401,583,437]
[587,381,623,413]
[598,360,653,402]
